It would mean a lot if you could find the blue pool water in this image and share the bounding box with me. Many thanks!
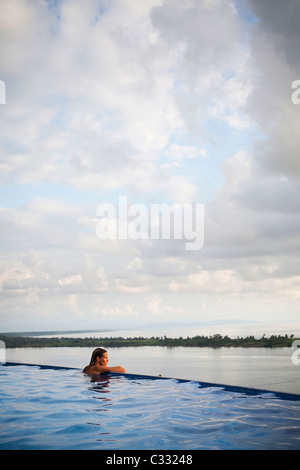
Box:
[1,363,300,450]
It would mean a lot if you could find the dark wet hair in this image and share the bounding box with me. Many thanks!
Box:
[83,348,107,373]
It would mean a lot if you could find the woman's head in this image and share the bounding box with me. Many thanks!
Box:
[83,347,107,372]
[90,348,107,364]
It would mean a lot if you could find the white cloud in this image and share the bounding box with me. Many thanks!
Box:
[1,0,300,330]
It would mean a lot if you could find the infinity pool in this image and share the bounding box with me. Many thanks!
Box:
[1,363,300,450]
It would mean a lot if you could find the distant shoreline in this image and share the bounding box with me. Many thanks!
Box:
[1,333,299,348]
[0,329,114,337]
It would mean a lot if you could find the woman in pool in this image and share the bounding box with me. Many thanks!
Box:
[83,348,126,375]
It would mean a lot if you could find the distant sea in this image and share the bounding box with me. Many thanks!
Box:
[8,320,300,340]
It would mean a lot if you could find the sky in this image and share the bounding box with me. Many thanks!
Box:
[0,0,300,332]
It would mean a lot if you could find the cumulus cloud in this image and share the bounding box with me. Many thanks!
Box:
[0,0,299,330]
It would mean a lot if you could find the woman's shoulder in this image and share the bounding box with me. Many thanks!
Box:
[83,365,99,374]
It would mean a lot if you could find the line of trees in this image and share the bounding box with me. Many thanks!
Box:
[0,333,297,349]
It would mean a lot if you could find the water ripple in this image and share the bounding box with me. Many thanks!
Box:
[1,365,300,450]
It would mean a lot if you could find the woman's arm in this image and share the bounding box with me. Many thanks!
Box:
[99,365,126,374]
